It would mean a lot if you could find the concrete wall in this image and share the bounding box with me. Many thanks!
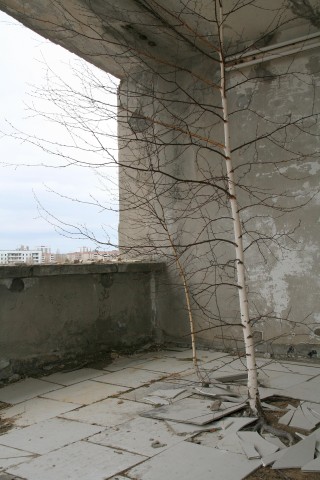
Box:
[118,47,320,357]
[0,263,164,380]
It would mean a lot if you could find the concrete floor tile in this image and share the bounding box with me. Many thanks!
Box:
[285,379,320,403]
[61,398,151,427]
[41,368,106,386]
[134,357,193,374]
[103,356,154,372]
[0,417,104,454]
[1,397,81,427]
[127,441,260,480]
[0,445,34,471]
[89,416,184,456]
[93,368,165,388]
[257,371,312,389]
[119,381,191,403]
[0,379,62,405]
[7,441,147,480]
[281,363,320,376]
[41,380,128,404]
[163,349,230,363]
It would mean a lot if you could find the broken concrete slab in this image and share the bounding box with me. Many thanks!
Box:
[240,442,260,460]
[278,408,295,426]
[40,368,106,386]
[168,416,257,439]
[193,385,245,404]
[260,402,285,412]
[141,397,246,425]
[289,405,320,431]
[0,417,103,454]
[164,420,215,436]
[216,433,246,455]
[261,434,286,450]
[272,433,316,469]
[0,378,62,405]
[119,381,191,404]
[301,456,320,472]
[7,441,147,480]
[0,397,81,427]
[142,388,189,405]
[261,449,286,467]
[127,441,261,480]
[61,398,152,427]
[237,432,279,457]
[41,380,129,405]
[88,416,184,457]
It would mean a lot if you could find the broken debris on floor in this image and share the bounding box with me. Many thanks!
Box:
[1,348,320,479]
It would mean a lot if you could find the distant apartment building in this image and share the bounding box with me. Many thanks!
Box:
[0,245,43,265]
[64,247,119,263]
[0,245,119,265]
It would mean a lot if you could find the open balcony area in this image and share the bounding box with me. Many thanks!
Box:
[1,346,320,479]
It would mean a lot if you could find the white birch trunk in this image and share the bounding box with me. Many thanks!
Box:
[217,0,260,415]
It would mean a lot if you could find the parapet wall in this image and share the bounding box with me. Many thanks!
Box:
[0,262,164,381]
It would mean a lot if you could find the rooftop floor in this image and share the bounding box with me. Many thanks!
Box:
[0,348,320,479]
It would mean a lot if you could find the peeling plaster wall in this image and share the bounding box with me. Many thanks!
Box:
[0,263,164,380]
[118,49,320,356]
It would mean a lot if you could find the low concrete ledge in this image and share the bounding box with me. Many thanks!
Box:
[0,262,165,278]
[0,262,165,382]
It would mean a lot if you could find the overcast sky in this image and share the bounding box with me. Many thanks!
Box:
[0,12,119,253]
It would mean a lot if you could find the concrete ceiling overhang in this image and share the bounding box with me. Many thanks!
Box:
[0,0,319,79]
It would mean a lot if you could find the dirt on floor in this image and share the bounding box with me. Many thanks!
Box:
[246,398,319,480]
[0,401,14,435]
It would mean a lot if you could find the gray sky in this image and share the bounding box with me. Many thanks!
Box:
[0,12,119,253]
